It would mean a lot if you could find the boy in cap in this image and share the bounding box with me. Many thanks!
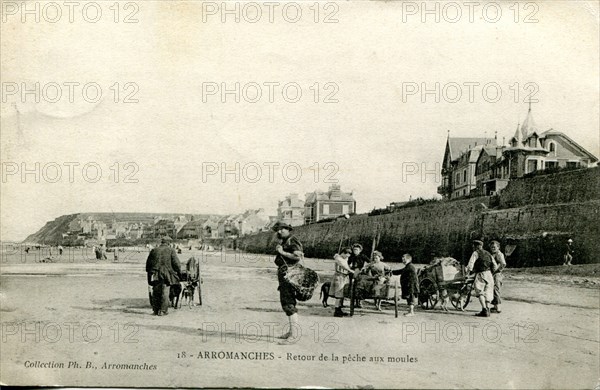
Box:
[392,254,419,316]
[272,222,304,341]
[466,240,496,317]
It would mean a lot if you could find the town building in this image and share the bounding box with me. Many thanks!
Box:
[277,193,305,227]
[304,184,356,224]
[439,137,496,199]
[236,209,271,236]
[440,105,598,199]
[177,218,211,239]
[153,219,176,238]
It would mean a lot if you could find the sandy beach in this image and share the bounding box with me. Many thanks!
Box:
[1,249,599,388]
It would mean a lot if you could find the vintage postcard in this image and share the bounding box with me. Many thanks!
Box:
[1,0,599,388]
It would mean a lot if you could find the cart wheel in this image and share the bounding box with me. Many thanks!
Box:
[394,282,399,318]
[419,278,438,310]
[451,283,472,311]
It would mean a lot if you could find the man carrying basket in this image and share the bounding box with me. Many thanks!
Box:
[272,222,304,341]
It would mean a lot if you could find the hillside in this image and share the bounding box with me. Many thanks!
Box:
[22,212,218,244]
[23,214,79,244]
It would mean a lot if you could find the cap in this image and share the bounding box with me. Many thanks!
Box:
[271,221,293,232]
[472,240,484,246]
[352,243,363,250]
[568,238,573,242]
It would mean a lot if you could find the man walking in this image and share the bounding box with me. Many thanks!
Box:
[146,236,182,316]
[489,240,506,314]
[563,239,574,266]
[272,222,303,342]
[466,240,496,317]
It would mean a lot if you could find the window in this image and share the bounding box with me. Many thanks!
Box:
[527,159,538,173]
[323,204,330,215]
[567,162,580,169]
[342,205,349,214]
[549,142,556,152]
[463,170,467,182]
[456,173,460,185]
[545,161,558,170]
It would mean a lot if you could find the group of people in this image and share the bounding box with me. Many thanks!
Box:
[329,244,419,317]
[270,221,422,342]
[271,221,512,341]
[466,239,506,317]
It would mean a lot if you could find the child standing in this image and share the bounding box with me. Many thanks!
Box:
[398,254,419,316]
[331,248,354,317]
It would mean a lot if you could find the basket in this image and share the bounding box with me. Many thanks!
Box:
[284,264,320,302]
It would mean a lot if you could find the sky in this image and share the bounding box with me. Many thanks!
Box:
[1,0,599,241]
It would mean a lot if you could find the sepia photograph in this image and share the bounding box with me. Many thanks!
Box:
[1,0,599,388]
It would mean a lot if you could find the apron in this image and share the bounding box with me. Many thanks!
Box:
[330,263,350,298]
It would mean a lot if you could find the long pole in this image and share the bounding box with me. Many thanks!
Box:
[370,223,379,260]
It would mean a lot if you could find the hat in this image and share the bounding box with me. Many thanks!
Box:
[568,239,573,243]
[161,236,172,243]
[472,240,484,246]
[351,243,363,250]
[373,250,384,259]
[271,221,293,232]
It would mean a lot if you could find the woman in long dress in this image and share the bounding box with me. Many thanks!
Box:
[330,248,354,317]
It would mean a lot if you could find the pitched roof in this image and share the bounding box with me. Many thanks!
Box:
[305,189,355,203]
[539,129,598,162]
[467,145,485,163]
[181,219,209,229]
[447,137,496,161]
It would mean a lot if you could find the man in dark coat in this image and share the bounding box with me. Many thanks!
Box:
[272,221,303,342]
[146,236,182,316]
[392,253,419,316]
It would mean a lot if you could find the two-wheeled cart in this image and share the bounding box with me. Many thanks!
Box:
[345,273,401,318]
[418,257,474,311]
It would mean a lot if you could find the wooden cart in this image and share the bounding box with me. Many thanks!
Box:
[418,257,474,311]
[345,274,401,318]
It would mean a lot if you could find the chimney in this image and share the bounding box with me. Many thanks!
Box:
[329,184,341,199]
